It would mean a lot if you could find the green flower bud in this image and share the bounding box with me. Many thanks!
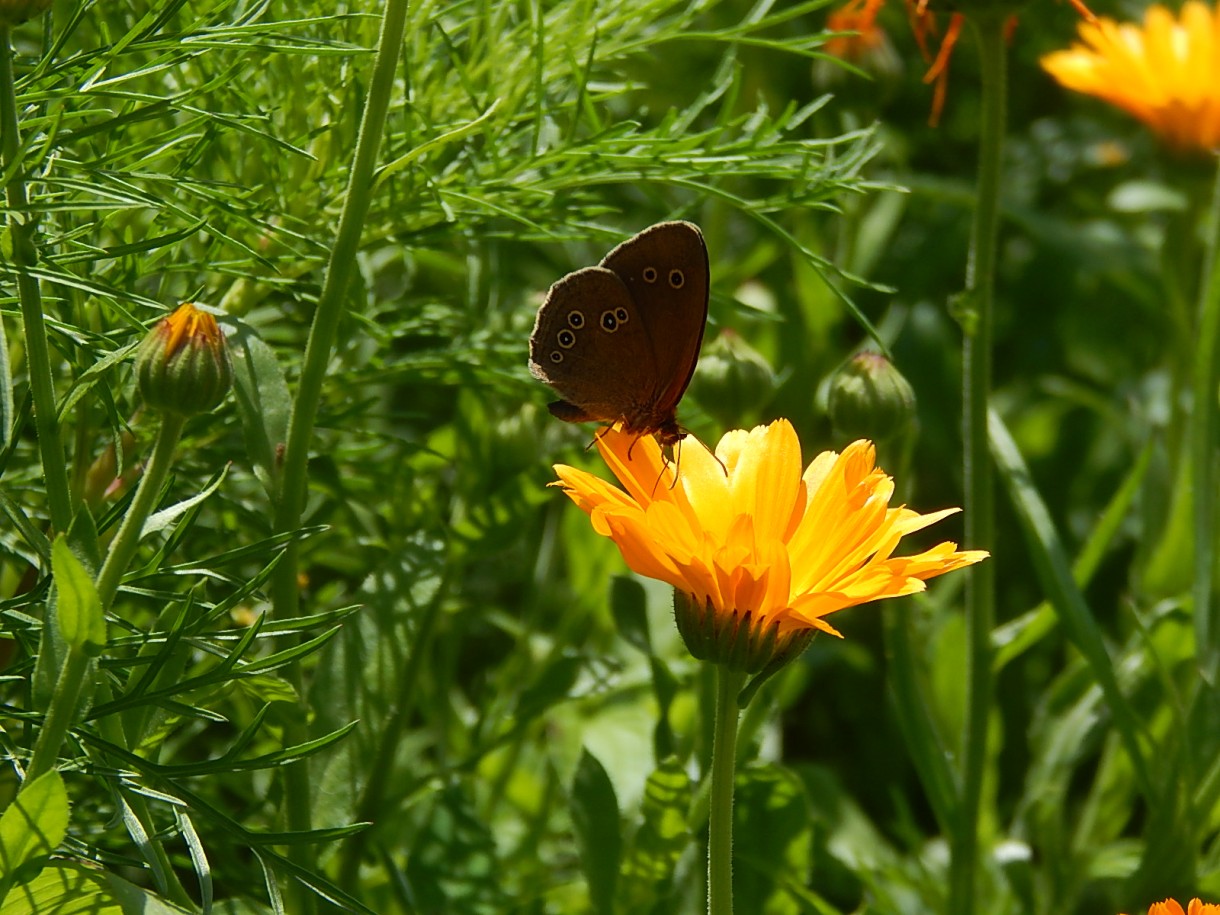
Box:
[135,303,232,417]
[0,0,51,26]
[690,330,775,428]
[673,590,816,706]
[674,590,814,673]
[825,352,916,445]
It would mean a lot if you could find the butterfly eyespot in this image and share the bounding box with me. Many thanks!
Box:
[600,310,619,332]
[642,266,659,284]
[668,269,685,289]
[558,329,577,348]
[567,311,585,329]
[615,307,629,323]
[549,351,563,363]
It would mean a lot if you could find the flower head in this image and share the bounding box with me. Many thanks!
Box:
[135,303,232,417]
[553,420,987,665]
[1041,2,1220,153]
[1122,899,1220,915]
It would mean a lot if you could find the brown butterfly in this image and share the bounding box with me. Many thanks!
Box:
[528,221,709,446]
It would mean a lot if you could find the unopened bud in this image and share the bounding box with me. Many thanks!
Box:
[690,330,775,428]
[0,0,51,26]
[826,352,916,444]
[134,303,232,417]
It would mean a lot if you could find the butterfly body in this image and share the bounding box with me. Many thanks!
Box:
[528,221,709,446]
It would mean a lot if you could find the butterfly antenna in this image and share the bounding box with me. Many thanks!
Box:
[689,431,726,474]
[667,438,683,491]
[650,441,677,496]
[586,426,611,452]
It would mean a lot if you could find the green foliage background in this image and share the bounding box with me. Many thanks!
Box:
[1,0,1217,913]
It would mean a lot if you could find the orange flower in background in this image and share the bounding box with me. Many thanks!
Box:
[1122,899,1220,915]
[1041,2,1220,153]
[552,420,987,643]
[824,0,1094,125]
[826,0,890,61]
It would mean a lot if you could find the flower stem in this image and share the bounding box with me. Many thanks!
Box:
[950,14,1005,915]
[708,667,746,915]
[0,25,72,534]
[23,645,89,785]
[1192,153,1220,682]
[96,412,186,609]
[265,2,409,908]
[269,0,410,624]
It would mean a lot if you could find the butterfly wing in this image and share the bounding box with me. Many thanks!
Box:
[528,266,662,427]
[599,221,709,416]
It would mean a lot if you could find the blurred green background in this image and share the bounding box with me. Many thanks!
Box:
[1,0,1216,912]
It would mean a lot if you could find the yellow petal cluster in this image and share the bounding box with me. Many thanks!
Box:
[552,420,987,638]
[1041,2,1220,152]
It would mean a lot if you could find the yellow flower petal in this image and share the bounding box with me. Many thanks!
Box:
[552,418,988,648]
[1042,2,1220,152]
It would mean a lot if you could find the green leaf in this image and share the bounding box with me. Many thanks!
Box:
[618,758,691,912]
[0,862,199,915]
[140,464,230,539]
[610,576,650,654]
[732,764,813,912]
[0,313,12,452]
[989,409,1152,799]
[51,536,105,653]
[0,772,69,883]
[571,749,621,915]
[514,654,583,722]
[224,318,291,495]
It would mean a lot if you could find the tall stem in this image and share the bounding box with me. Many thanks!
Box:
[707,667,745,915]
[266,2,410,909]
[950,14,1005,915]
[96,413,186,608]
[0,26,72,534]
[1192,154,1220,682]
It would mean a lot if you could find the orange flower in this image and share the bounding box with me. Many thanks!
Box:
[552,420,987,644]
[1122,899,1220,915]
[825,0,890,61]
[825,0,1093,125]
[1041,2,1220,153]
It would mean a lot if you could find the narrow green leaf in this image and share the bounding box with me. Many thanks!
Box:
[993,440,1153,673]
[140,465,229,539]
[571,749,621,915]
[51,537,105,653]
[989,409,1152,799]
[0,772,69,882]
[0,313,12,451]
[610,576,650,654]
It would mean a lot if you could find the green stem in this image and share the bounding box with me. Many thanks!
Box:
[96,412,186,609]
[1192,153,1220,682]
[23,414,190,905]
[25,410,182,818]
[23,646,88,784]
[266,3,410,909]
[0,26,72,534]
[950,14,1005,915]
[269,0,410,624]
[707,666,745,915]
